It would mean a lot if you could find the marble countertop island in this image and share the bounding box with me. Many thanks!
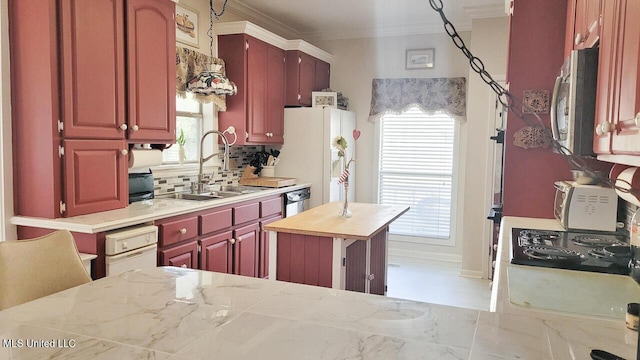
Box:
[0,262,637,359]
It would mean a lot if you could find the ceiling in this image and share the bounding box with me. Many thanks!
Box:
[217,0,508,41]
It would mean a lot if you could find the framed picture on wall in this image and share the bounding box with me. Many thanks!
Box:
[176,4,199,48]
[405,48,435,69]
[312,92,338,108]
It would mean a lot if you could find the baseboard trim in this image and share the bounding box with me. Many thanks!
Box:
[388,248,462,263]
[459,269,483,279]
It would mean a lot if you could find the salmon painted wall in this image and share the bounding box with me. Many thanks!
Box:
[503,0,571,218]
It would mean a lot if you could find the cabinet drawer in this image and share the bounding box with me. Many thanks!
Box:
[233,202,259,225]
[199,208,232,235]
[158,216,198,247]
[260,197,282,218]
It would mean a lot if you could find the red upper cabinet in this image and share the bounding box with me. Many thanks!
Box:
[58,0,175,143]
[218,34,285,145]
[285,50,331,107]
[573,0,602,49]
[593,0,640,155]
[593,0,622,154]
[62,140,129,217]
[126,0,176,143]
[59,0,126,139]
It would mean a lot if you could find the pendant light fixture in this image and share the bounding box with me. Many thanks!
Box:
[187,0,237,96]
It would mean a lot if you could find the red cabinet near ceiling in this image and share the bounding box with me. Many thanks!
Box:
[610,0,640,154]
[218,34,285,145]
[59,0,126,139]
[126,0,176,143]
[285,50,331,107]
[593,0,640,155]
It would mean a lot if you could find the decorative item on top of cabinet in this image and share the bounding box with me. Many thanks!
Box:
[217,34,285,145]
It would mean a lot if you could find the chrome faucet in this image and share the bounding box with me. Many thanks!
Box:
[195,130,230,193]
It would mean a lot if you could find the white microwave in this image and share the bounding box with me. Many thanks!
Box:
[550,48,599,155]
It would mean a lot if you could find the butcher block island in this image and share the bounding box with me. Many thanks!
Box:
[265,202,409,294]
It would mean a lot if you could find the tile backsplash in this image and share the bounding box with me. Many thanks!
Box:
[153,145,261,196]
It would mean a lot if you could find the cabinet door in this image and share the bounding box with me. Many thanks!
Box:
[59,0,126,139]
[126,0,176,143]
[611,0,640,154]
[159,241,198,268]
[315,59,330,91]
[259,215,281,279]
[246,37,269,144]
[63,140,128,217]
[593,0,623,154]
[574,0,602,49]
[200,230,233,274]
[266,45,285,143]
[298,52,316,106]
[234,223,259,277]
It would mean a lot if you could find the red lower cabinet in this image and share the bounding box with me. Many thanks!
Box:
[234,223,260,277]
[200,231,233,274]
[155,194,285,278]
[159,240,198,269]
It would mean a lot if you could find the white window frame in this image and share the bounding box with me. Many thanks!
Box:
[373,109,461,247]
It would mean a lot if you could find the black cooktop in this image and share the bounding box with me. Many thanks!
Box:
[511,228,630,275]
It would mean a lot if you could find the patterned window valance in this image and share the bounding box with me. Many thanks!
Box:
[368,77,467,122]
[176,46,229,110]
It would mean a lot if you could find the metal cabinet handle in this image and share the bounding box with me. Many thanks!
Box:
[119,124,127,131]
[180,264,187,268]
[131,125,139,131]
[120,149,128,156]
[635,112,640,128]
[229,238,236,245]
[492,261,496,269]
[601,121,616,134]
[180,228,187,235]
[493,244,498,251]
[366,274,375,281]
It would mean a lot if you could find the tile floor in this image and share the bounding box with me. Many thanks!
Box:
[386,256,492,311]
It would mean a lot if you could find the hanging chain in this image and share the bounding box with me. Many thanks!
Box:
[428,0,632,193]
[208,0,229,62]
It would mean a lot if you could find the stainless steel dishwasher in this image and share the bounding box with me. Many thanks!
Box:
[283,188,310,217]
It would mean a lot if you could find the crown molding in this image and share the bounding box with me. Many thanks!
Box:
[214,0,302,40]
[463,4,507,19]
[303,21,472,42]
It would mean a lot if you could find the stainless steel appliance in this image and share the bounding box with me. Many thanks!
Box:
[554,181,618,232]
[511,228,629,275]
[283,188,310,217]
[550,47,598,155]
[105,225,158,276]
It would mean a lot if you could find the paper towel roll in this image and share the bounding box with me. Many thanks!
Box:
[615,167,640,206]
[129,149,163,169]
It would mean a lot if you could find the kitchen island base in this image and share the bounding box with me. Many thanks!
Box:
[266,202,409,295]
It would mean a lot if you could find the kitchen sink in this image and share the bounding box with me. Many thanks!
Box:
[171,191,239,201]
[169,185,269,201]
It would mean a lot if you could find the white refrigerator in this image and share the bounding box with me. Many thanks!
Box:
[275,107,356,209]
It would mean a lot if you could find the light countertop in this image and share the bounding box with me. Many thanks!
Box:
[264,202,409,240]
[9,183,311,234]
[0,216,637,359]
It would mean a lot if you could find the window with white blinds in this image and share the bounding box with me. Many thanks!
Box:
[378,107,455,240]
